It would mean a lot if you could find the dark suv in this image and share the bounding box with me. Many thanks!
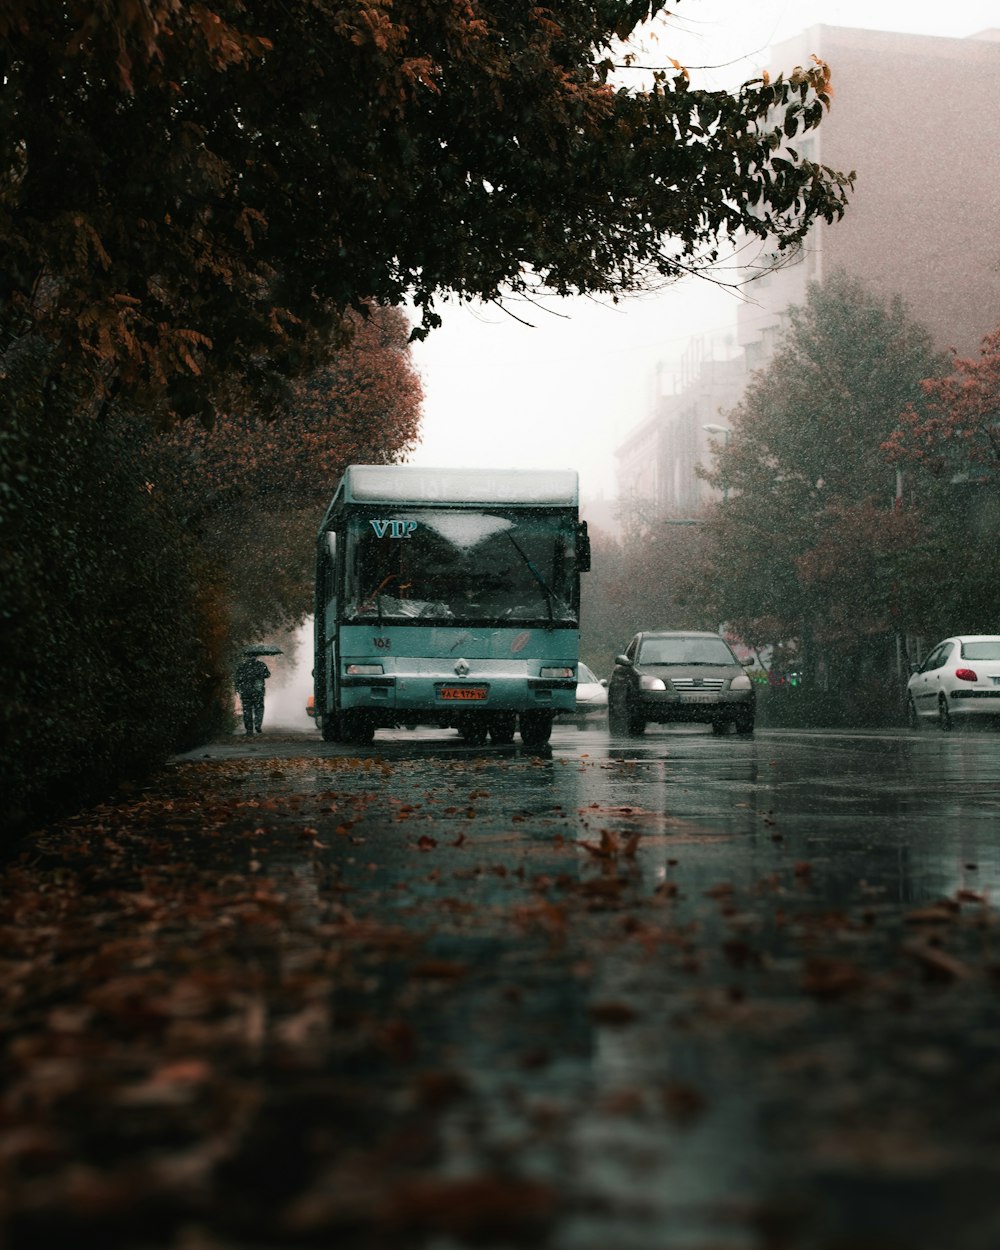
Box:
[608,631,755,736]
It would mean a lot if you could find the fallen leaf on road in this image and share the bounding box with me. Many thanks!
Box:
[902,939,971,982]
[589,1001,637,1024]
[905,904,958,925]
[384,1174,558,1239]
[801,956,867,1000]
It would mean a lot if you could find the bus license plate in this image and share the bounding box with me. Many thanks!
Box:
[439,686,488,701]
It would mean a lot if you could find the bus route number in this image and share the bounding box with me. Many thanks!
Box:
[373,637,391,650]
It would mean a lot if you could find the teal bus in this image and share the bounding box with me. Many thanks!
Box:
[313,465,590,746]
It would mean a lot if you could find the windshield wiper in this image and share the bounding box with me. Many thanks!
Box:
[505,533,557,628]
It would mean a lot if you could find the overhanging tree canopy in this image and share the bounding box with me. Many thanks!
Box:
[1,0,852,422]
[154,303,422,637]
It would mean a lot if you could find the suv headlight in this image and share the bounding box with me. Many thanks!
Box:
[639,675,666,691]
[729,673,752,691]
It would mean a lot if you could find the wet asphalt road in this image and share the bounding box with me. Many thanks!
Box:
[181,718,1000,909]
[164,719,1000,1250]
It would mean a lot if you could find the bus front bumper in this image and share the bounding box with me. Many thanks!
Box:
[339,674,576,716]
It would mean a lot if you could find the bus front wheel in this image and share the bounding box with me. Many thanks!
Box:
[342,711,375,745]
[321,712,342,742]
[520,711,553,748]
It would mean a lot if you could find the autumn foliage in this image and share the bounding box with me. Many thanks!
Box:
[162,307,421,516]
[159,304,423,639]
[2,1,851,425]
[884,326,1000,480]
[881,326,1000,634]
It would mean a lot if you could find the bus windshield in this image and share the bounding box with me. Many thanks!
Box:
[344,509,578,624]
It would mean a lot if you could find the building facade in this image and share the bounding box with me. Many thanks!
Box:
[617,24,1000,510]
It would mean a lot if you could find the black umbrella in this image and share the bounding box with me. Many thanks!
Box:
[243,644,284,656]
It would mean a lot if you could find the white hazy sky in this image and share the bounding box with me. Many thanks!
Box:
[408,1,999,501]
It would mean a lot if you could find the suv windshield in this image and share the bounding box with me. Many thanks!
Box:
[345,509,578,624]
[638,636,738,666]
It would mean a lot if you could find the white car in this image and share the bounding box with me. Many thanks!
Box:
[569,662,608,727]
[906,635,1000,730]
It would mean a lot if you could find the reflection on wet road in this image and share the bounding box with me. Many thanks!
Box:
[198,721,1000,907]
[172,722,1000,1249]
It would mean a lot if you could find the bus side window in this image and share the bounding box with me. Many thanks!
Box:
[323,535,338,631]
[324,573,337,634]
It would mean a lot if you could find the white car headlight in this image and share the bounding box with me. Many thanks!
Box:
[639,675,666,691]
[729,673,752,691]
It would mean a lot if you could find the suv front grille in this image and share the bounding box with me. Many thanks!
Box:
[670,677,726,690]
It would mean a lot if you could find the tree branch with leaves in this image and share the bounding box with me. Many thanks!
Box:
[2,1,852,424]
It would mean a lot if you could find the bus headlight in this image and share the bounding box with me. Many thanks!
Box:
[540,666,574,679]
[346,663,384,675]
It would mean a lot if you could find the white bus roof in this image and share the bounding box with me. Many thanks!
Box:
[334,465,580,507]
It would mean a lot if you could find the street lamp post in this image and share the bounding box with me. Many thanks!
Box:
[703,423,732,502]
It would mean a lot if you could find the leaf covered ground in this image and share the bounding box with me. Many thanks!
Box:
[4,743,1000,1250]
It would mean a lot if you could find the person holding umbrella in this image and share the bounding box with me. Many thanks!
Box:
[234,645,281,735]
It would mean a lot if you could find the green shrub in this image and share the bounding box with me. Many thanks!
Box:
[1,379,230,841]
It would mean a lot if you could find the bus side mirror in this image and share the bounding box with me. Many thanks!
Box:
[576,521,591,572]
